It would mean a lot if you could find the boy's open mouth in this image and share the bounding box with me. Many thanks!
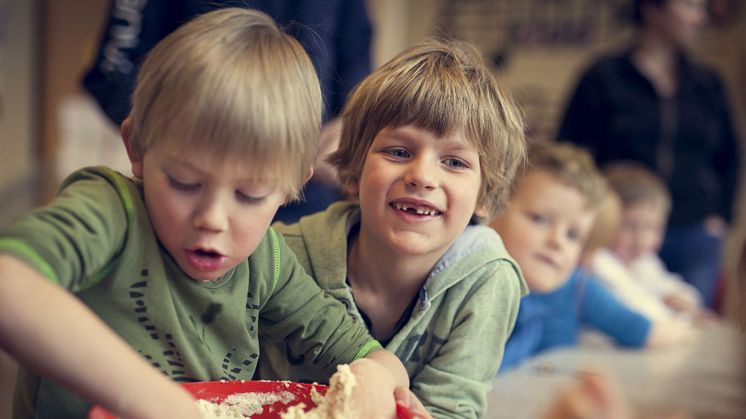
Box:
[390,202,442,216]
[193,249,222,258]
[186,248,227,272]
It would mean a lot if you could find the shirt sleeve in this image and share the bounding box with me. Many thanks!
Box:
[0,167,129,291]
[257,229,380,377]
[411,260,524,419]
[707,73,741,223]
[81,0,187,124]
[578,275,652,348]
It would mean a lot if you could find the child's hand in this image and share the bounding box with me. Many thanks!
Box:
[348,357,397,418]
[646,319,698,348]
[543,370,633,419]
[348,350,410,419]
[662,293,699,315]
[394,387,432,419]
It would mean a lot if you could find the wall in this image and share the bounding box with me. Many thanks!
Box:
[0,1,40,226]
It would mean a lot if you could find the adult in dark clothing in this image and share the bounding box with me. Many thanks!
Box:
[81,0,373,223]
[557,0,741,308]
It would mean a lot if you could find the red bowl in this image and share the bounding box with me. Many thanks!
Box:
[88,380,328,419]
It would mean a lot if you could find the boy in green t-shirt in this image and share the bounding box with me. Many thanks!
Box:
[258,40,528,418]
[0,9,416,419]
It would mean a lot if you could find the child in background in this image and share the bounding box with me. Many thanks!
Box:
[257,39,528,418]
[0,9,414,419]
[491,143,693,373]
[591,162,704,320]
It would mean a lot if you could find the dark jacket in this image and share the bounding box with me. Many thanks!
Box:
[558,50,740,226]
[82,0,372,124]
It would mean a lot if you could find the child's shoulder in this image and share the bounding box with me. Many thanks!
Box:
[436,225,527,292]
[58,166,138,201]
[456,225,513,260]
[273,200,356,240]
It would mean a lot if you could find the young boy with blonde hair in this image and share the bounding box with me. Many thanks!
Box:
[492,142,692,372]
[0,9,414,419]
[591,162,703,318]
[257,39,528,417]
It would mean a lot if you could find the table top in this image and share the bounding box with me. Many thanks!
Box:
[485,320,746,419]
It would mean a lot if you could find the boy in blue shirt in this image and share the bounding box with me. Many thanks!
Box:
[490,143,689,372]
[0,9,414,419]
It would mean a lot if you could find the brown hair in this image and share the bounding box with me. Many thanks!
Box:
[328,39,526,221]
[603,161,672,215]
[521,141,607,210]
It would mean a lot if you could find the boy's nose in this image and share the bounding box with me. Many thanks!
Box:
[193,200,228,232]
[547,227,565,249]
[404,159,437,190]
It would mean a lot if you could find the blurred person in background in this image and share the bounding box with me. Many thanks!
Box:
[557,0,741,310]
[81,0,373,224]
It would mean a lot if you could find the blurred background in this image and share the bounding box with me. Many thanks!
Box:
[0,0,744,369]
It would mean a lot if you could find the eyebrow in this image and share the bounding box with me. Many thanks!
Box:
[386,127,475,151]
[164,157,207,176]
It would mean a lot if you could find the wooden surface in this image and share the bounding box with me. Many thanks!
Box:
[485,321,746,419]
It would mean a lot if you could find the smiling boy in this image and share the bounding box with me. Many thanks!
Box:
[258,40,528,418]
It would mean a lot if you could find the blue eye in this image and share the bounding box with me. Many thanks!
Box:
[444,158,468,169]
[528,213,548,225]
[167,175,199,191]
[385,148,410,159]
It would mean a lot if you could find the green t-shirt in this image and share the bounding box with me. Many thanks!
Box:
[0,167,380,418]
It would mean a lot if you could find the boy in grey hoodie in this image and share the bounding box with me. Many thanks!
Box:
[258,39,528,418]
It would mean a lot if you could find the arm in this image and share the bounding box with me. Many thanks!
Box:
[578,275,652,348]
[411,261,524,418]
[82,0,185,125]
[709,74,741,225]
[259,230,407,417]
[0,255,200,419]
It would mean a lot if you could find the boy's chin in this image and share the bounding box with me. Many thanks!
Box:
[526,275,569,293]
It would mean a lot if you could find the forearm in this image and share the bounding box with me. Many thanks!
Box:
[0,255,199,419]
[360,349,409,389]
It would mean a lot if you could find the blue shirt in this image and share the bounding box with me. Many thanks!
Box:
[500,268,651,372]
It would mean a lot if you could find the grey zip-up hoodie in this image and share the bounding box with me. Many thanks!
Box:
[257,201,526,418]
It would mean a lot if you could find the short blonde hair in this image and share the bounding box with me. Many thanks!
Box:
[523,141,606,210]
[583,186,623,254]
[603,161,672,215]
[128,8,322,199]
[328,39,526,220]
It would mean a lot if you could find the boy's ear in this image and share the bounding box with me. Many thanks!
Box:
[121,118,143,178]
[474,204,489,221]
[304,167,314,183]
[344,177,360,197]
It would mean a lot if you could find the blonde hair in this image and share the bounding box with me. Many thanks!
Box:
[522,141,606,210]
[583,186,622,255]
[328,39,526,220]
[128,8,322,199]
[603,161,672,215]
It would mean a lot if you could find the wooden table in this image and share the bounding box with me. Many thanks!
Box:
[484,321,746,419]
